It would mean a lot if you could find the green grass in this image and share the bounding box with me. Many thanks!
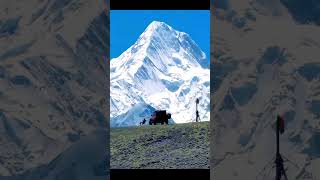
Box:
[111,121,209,169]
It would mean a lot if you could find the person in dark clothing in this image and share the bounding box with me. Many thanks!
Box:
[196,98,200,122]
[140,118,146,125]
[196,110,200,122]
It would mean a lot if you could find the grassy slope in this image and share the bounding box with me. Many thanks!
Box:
[111,121,209,169]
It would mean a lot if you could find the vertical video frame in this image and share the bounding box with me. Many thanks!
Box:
[110,10,210,169]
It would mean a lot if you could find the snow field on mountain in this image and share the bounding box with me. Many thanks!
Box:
[110,21,210,127]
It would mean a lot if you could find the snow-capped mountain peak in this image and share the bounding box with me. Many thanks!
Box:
[141,21,174,36]
[110,21,210,127]
[111,20,208,78]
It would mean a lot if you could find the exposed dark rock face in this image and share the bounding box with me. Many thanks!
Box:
[257,46,287,73]
[280,0,320,25]
[298,63,320,82]
[303,131,320,157]
[0,17,21,36]
[211,61,238,93]
[231,82,257,106]
[10,75,32,86]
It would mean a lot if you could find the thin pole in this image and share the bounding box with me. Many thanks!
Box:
[276,117,280,180]
[276,117,280,156]
[196,103,198,122]
[196,98,199,122]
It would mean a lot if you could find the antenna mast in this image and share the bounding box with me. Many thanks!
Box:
[275,115,288,180]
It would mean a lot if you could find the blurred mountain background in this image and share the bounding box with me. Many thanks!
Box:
[211,0,320,179]
[0,0,109,179]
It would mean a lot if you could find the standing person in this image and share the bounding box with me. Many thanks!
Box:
[196,98,200,122]
[196,110,200,122]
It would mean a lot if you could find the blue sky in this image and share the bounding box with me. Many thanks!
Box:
[110,10,210,59]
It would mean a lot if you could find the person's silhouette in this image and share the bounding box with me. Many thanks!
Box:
[140,118,146,125]
[196,98,200,122]
[196,110,200,122]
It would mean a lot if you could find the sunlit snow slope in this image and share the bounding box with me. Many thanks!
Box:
[110,21,210,127]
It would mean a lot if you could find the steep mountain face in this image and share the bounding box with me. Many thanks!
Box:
[211,0,320,179]
[280,0,320,25]
[0,0,108,178]
[111,21,210,127]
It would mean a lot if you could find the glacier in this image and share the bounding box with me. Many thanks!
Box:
[110,21,210,127]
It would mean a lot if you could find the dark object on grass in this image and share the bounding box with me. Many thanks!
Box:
[149,110,171,125]
[140,118,146,125]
